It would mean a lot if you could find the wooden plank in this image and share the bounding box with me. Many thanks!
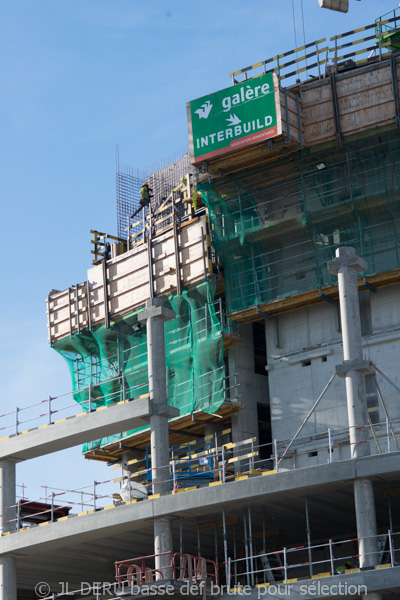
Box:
[48,215,212,343]
[229,269,400,324]
[83,401,243,462]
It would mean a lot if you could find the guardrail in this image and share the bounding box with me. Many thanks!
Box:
[228,530,400,587]
[231,16,399,87]
[0,375,146,438]
[1,300,236,438]
[5,411,400,534]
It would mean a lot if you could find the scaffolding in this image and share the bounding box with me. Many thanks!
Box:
[52,279,227,452]
[200,130,400,316]
[116,152,195,240]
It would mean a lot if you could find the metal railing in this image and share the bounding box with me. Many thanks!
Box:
[0,376,144,438]
[1,298,236,438]
[231,16,399,87]
[5,412,400,534]
[231,38,329,86]
[228,530,400,587]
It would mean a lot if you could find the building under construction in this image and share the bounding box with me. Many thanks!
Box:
[2,8,400,600]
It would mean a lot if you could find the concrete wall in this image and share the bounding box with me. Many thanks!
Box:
[266,285,400,468]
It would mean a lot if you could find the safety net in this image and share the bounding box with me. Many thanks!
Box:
[199,129,400,315]
[52,278,225,451]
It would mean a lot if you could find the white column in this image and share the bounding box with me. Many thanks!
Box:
[328,248,382,596]
[0,459,17,600]
[139,298,175,580]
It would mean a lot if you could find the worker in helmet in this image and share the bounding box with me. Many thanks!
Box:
[130,182,153,219]
[139,182,152,208]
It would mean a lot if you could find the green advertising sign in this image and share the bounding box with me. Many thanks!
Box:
[187,73,280,163]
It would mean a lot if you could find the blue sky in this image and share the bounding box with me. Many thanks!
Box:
[0,0,397,502]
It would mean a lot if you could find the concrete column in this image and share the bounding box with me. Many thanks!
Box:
[354,479,379,568]
[138,298,175,580]
[328,247,370,458]
[0,556,16,600]
[328,248,382,598]
[154,517,174,580]
[0,459,17,600]
[0,460,16,534]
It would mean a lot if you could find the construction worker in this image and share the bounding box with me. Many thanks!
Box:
[103,242,111,261]
[130,182,153,220]
[139,182,152,208]
[335,560,353,574]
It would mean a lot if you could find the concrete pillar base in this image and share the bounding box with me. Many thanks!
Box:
[0,555,16,600]
[0,459,16,534]
[354,478,379,569]
[154,517,173,580]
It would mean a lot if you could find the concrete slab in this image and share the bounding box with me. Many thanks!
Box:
[0,399,178,461]
[1,452,398,557]
[219,567,400,600]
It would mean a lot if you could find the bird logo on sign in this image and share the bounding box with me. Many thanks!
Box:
[195,101,213,119]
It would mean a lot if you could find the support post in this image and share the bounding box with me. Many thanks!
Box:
[0,556,17,600]
[328,247,382,595]
[138,298,176,580]
[0,459,17,600]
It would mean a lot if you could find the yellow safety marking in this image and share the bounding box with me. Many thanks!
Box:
[139,393,150,399]
[255,583,269,588]
[225,437,256,450]
[38,522,49,527]
[331,26,373,41]
[38,425,48,429]
[228,452,258,464]
[1,532,10,536]
[54,418,67,424]
[113,477,122,483]
[284,579,297,583]
[97,406,107,411]
[235,475,249,481]
[127,499,137,504]
[231,38,326,77]
[128,458,142,466]
[344,568,360,574]
[279,58,327,80]
[332,36,370,51]
[103,505,115,510]
[209,481,222,487]
[57,516,70,521]
[262,470,277,476]
[282,37,326,57]
[312,573,331,579]
[336,46,376,61]
[375,564,391,569]
[76,413,85,417]
[279,46,328,70]
[0,436,9,442]
[152,494,160,499]
[77,511,88,517]
[21,430,29,435]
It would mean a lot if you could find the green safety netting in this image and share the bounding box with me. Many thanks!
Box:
[52,278,225,452]
[200,130,400,315]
